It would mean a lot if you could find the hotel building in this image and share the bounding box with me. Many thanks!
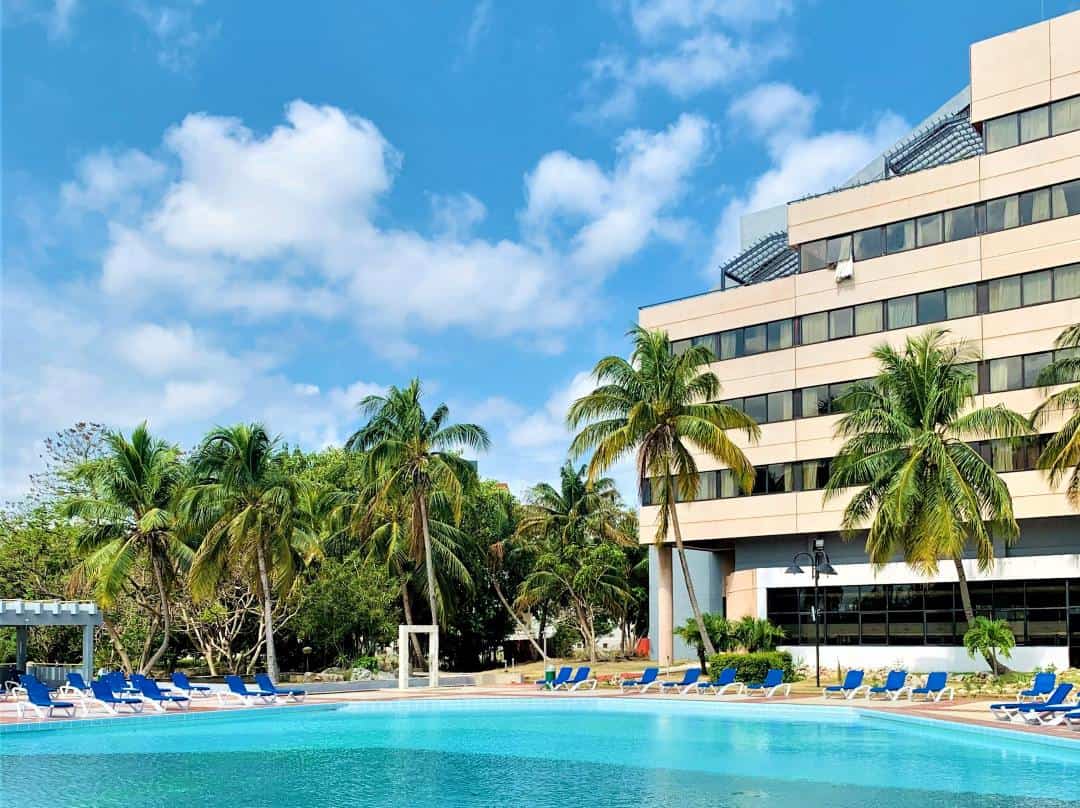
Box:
[643,12,1080,672]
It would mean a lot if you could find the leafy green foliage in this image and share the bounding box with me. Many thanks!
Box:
[963,616,1015,674]
[1035,322,1080,506]
[707,651,795,683]
[674,613,733,667]
[731,616,785,653]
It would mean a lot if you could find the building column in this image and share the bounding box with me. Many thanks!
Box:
[656,544,673,666]
[15,626,28,673]
[82,624,95,682]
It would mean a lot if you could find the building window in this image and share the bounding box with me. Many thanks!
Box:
[1019,106,1050,144]
[1052,96,1080,135]
[743,324,767,355]
[853,227,884,261]
[767,391,793,423]
[827,235,852,264]
[985,195,1019,232]
[984,114,1019,152]
[945,284,977,318]
[801,386,829,418]
[916,213,943,247]
[1056,264,1080,300]
[917,290,947,325]
[829,308,854,339]
[885,219,915,253]
[1020,188,1052,225]
[989,356,1023,393]
[1052,179,1080,219]
[944,206,977,241]
[988,276,1022,312]
[1023,352,1053,388]
[887,295,917,329]
[767,319,793,351]
[800,312,828,345]
[800,240,828,273]
[1023,270,1053,306]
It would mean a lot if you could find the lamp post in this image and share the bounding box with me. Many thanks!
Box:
[784,539,837,687]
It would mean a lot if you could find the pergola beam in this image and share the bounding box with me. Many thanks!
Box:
[2,600,103,680]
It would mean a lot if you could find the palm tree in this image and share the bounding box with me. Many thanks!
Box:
[568,326,759,658]
[64,422,189,674]
[824,329,1031,673]
[183,424,320,680]
[346,380,489,644]
[962,616,1015,676]
[1034,323,1080,506]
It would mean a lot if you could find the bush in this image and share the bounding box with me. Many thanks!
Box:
[707,651,795,683]
[352,655,380,673]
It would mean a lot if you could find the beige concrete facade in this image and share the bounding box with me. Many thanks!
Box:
[643,11,1080,671]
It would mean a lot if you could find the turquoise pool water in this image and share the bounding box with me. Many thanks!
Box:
[2,698,1079,807]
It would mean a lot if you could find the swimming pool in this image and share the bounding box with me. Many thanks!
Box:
[2,698,1078,807]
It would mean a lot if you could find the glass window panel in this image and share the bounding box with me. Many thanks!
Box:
[989,356,1023,392]
[838,587,861,613]
[985,195,1019,232]
[854,301,883,335]
[885,219,915,253]
[887,295,917,329]
[800,240,827,272]
[796,589,818,612]
[1055,263,1080,300]
[917,290,947,324]
[984,114,1018,152]
[801,386,829,418]
[1024,352,1053,388]
[720,330,742,360]
[991,440,1015,472]
[944,206,977,241]
[1025,580,1065,609]
[772,613,800,645]
[743,324,767,355]
[800,312,828,345]
[1052,179,1080,218]
[1027,609,1067,645]
[1023,270,1053,305]
[1019,188,1051,225]
[829,308,854,339]
[751,467,767,495]
[1051,96,1080,135]
[1019,106,1049,143]
[819,587,843,613]
[946,285,977,319]
[969,583,994,611]
[766,463,792,494]
[889,584,924,611]
[993,581,1025,610]
[888,613,925,645]
[718,470,739,498]
[925,612,957,645]
[988,276,1022,312]
[768,589,799,612]
[826,235,852,263]
[671,339,692,356]
[860,612,887,645]
[767,391,792,423]
[957,362,979,395]
[860,585,887,611]
[799,459,829,491]
[697,471,717,501]
[640,479,653,506]
[828,381,855,413]
[692,333,719,358]
[853,227,884,261]
[825,612,859,645]
[924,583,954,611]
[743,395,768,424]
[767,319,793,351]
[916,213,942,247]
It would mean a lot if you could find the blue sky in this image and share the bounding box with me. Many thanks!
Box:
[4,0,1078,500]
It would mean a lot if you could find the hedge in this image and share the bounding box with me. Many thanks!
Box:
[707,651,795,684]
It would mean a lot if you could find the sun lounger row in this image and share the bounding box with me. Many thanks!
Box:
[11,670,306,719]
[536,666,598,691]
[819,669,954,702]
[616,667,791,697]
[990,674,1080,728]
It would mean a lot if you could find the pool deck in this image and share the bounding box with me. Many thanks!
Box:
[3,683,1079,742]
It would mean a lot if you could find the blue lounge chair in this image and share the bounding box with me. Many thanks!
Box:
[991,682,1074,721]
[745,669,790,698]
[255,673,307,702]
[866,670,908,701]
[660,668,702,695]
[1063,710,1080,731]
[131,674,190,712]
[172,671,213,698]
[823,669,865,700]
[537,666,573,690]
[695,667,744,696]
[88,679,144,714]
[15,678,77,719]
[106,671,141,696]
[619,667,660,693]
[1018,671,1056,702]
[908,672,953,702]
[63,671,92,695]
[555,667,597,692]
[219,675,277,706]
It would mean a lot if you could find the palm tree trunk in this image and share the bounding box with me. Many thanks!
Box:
[417,495,440,629]
[953,557,1011,675]
[102,617,133,675]
[666,472,717,658]
[491,577,547,660]
[141,554,171,674]
[255,542,280,680]
[400,582,424,668]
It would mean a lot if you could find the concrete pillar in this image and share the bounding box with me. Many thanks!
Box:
[15,626,28,673]
[430,628,439,688]
[398,625,408,690]
[656,544,673,666]
[82,624,95,682]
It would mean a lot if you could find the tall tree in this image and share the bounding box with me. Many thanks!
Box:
[63,422,188,674]
[1034,322,1080,506]
[184,424,320,680]
[568,326,759,658]
[346,380,489,656]
[824,330,1031,673]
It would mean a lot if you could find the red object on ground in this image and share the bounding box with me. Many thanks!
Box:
[633,637,650,657]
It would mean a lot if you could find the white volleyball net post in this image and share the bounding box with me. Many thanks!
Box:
[398,624,439,689]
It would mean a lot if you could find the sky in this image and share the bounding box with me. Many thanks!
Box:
[4,0,1078,502]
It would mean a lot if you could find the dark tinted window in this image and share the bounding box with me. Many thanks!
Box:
[1020,188,1051,225]
[800,240,828,272]
[743,324,767,355]
[917,290,946,324]
[1052,179,1080,218]
[944,206,977,241]
[767,391,792,423]
[885,219,915,253]
[767,319,793,351]
[743,395,767,423]
[985,195,1019,231]
[916,213,942,247]
[829,308,853,339]
[853,227,884,260]
[1023,352,1053,388]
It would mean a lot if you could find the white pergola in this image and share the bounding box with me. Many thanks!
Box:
[398,624,439,689]
[1,599,103,682]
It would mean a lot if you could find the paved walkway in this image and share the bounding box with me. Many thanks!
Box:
[2,683,1078,741]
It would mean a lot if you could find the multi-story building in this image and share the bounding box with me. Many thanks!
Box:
[641,11,1080,672]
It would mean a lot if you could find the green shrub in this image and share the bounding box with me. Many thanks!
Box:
[352,655,380,673]
[707,651,795,683]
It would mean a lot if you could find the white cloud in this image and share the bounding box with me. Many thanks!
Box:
[61,148,166,213]
[707,83,909,273]
[463,0,493,55]
[428,192,487,239]
[629,0,793,38]
[131,1,220,73]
